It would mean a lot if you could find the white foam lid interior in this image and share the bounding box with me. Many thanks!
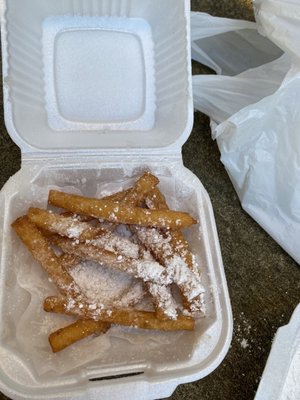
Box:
[1,0,193,153]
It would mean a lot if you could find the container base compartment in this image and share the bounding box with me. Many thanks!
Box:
[0,159,232,400]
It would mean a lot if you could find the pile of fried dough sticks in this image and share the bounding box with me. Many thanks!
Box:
[12,172,205,353]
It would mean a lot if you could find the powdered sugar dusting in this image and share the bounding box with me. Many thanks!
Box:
[91,232,139,259]
[48,215,92,239]
[69,260,137,306]
[147,283,178,320]
[134,259,171,285]
[115,281,145,308]
[136,227,173,258]
[167,255,205,301]
[135,227,205,314]
[240,338,249,349]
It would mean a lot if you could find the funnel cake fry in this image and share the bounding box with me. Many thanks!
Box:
[116,175,179,320]
[44,296,195,331]
[49,280,146,352]
[28,207,105,241]
[144,187,203,313]
[121,171,159,205]
[101,171,159,205]
[48,190,197,229]
[29,208,140,259]
[52,236,172,286]
[146,187,194,265]
[49,319,111,353]
[11,216,84,300]
[135,226,205,315]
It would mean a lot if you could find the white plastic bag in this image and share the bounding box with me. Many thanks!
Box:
[191,5,300,264]
[191,12,283,76]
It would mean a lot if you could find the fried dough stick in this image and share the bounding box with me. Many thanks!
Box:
[119,175,178,320]
[60,170,159,230]
[146,188,194,266]
[28,208,105,241]
[49,279,146,353]
[135,226,205,314]
[142,187,204,314]
[58,182,139,226]
[48,171,159,229]
[120,171,158,204]
[11,216,84,300]
[101,171,159,205]
[51,236,172,286]
[48,191,197,229]
[44,297,195,331]
[29,208,140,259]
[44,173,189,319]
[49,320,111,353]
[11,217,108,351]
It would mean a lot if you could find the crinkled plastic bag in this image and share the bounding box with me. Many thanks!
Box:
[191,3,300,264]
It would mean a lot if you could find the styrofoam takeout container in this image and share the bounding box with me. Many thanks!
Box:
[0,0,232,399]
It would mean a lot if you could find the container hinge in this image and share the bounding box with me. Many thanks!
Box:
[21,151,183,167]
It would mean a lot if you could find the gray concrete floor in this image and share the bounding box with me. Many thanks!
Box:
[0,1,300,400]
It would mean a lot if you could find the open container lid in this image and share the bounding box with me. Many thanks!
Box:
[1,0,193,155]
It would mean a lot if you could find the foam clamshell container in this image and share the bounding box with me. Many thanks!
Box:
[0,0,232,399]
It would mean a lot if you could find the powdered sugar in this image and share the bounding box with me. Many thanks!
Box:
[135,227,206,314]
[134,259,172,285]
[136,227,173,258]
[115,282,145,308]
[91,231,140,259]
[45,213,92,239]
[69,260,139,307]
[240,338,249,349]
[166,255,205,301]
[65,224,86,238]
[147,283,178,320]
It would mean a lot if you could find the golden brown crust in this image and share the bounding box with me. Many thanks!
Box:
[49,319,111,353]
[145,187,199,312]
[44,296,195,331]
[48,190,197,229]
[11,216,83,299]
